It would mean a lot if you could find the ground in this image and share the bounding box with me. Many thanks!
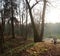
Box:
[0,36,33,56]
[20,42,60,56]
[1,36,60,56]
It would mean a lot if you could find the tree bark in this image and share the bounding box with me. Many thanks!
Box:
[40,0,46,41]
[0,11,4,53]
[25,4,28,40]
[21,13,24,36]
[0,24,4,53]
[11,0,15,38]
[26,0,40,42]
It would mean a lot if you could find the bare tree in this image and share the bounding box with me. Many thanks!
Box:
[10,0,14,38]
[0,10,4,53]
[25,0,47,42]
[0,23,4,53]
[26,0,41,42]
[25,2,28,40]
[40,0,47,41]
[3,0,18,38]
[0,0,4,53]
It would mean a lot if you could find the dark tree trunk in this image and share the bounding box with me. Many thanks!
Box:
[11,17,15,38]
[3,6,6,36]
[0,11,4,53]
[0,24,4,53]
[20,17,21,35]
[26,0,40,42]
[40,0,46,41]
[11,0,15,38]
[25,4,28,40]
[20,13,24,37]
[1,12,4,43]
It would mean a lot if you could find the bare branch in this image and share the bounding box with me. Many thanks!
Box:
[47,1,56,8]
[29,0,31,3]
[26,0,31,9]
[31,1,40,9]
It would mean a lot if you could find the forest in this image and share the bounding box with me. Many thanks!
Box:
[0,0,60,56]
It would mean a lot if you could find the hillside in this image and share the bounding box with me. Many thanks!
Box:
[19,42,60,56]
[44,23,60,38]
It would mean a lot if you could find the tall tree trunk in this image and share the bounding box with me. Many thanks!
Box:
[40,0,46,41]
[11,17,15,38]
[19,0,21,36]
[0,24,4,53]
[11,0,15,38]
[26,0,40,42]
[19,14,21,36]
[0,11,4,53]
[25,4,28,40]
[1,11,5,43]
[20,13,24,37]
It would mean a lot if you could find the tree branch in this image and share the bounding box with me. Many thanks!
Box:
[26,0,31,10]
[47,1,56,8]
[31,1,40,9]
[29,0,31,3]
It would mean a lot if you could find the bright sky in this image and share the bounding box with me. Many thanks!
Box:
[0,0,60,23]
[30,0,60,23]
[45,0,60,23]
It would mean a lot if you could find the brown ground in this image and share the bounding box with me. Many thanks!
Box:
[0,36,33,56]
[1,36,60,56]
[20,42,60,56]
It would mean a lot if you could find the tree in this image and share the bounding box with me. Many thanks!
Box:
[0,23,4,53]
[26,0,41,42]
[0,0,4,53]
[10,0,16,38]
[40,0,47,41]
[25,3,28,40]
[3,0,18,38]
[0,10,4,53]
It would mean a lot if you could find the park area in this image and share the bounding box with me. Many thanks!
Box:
[0,0,60,56]
[0,37,60,56]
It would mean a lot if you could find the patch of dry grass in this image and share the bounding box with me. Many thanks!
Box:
[22,42,60,56]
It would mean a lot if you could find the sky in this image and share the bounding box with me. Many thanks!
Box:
[0,0,60,23]
[29,0,60,23]
[45,0,60,23]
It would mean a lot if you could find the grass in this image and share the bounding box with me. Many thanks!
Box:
[0,42,34,56]
[22,42,60,56]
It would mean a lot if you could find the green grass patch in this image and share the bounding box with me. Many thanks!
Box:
[0,42,35,56]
